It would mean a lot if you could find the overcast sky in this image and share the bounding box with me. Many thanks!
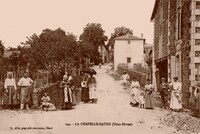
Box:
[0,0,155,48]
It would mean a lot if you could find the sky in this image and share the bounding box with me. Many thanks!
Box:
[0,0,155,48]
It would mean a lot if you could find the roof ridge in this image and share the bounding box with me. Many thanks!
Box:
[114,34,145,40]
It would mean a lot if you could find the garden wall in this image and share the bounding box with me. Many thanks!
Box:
[117,66,147,87]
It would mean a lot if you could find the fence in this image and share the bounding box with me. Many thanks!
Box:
[117,66,147,87]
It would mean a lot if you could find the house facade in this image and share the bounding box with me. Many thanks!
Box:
[113,34,145,71]
[98,45,109,64]
[151,0,200,107]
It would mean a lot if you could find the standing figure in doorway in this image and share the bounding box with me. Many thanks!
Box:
[169,77,182,112]
[160,78,169,109]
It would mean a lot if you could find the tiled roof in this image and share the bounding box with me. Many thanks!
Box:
[114,34,145,40]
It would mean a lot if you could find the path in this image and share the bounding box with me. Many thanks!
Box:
[0,65,186,134]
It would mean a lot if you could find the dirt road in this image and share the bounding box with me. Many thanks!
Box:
[0,65,186,134]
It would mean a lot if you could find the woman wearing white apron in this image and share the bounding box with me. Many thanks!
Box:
[169,77,182,112]
[130,77,140,107]
[88,74,97,103]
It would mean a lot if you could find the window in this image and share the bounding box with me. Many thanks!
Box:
[195,51,200,57]
[128,40,130,44]
[176,12,181,39]
[195,39,200,45]
[196,27,200,33]
[196,15,200,22]
[176,0,181,40]
[196,1,200,9]
[175,55,180,80]
[127,57,131,63]
[195,63,200,76]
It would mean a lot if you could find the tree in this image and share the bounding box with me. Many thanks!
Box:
[107,26,133,49]
[0,40,5,78]
[0,40,5,57]
[80,23,108,64]
[21,28,77,81]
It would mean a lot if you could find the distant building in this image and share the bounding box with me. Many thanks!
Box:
[98,45,109,64]
[113,34,145,71]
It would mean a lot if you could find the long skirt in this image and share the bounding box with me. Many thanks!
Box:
[170,91,182,110]
[64,87,73,103]
[64,87,73,109]
[160,91,168,108]
[81,87,90,102]
[145,92,154,109]
[130,88,139,105]
[89,84,97,99]
[20,86,31,105]
[4,86,17,105]
[75,87,81,103]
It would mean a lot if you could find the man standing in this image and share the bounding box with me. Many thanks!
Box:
[17,72,33,110]
[160,78,169,109]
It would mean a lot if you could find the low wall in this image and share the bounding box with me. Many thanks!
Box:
[117,66,147,87]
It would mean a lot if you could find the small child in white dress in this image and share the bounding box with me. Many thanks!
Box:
[41,92,56,111]
[138,92,145,108]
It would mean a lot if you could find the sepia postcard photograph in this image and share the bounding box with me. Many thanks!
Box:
[0,0,200,134]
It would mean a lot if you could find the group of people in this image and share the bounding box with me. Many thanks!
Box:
[2,70,98,111]
[122,71,183,112]
[3,72,34,110]
[3,71,56,111]
[60,71,97,110]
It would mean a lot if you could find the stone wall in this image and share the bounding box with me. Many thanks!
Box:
[180,0,191,107]
[169,0,176,56]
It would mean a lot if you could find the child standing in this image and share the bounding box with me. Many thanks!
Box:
[138,92,145,108]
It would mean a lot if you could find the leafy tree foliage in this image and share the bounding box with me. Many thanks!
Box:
[0,41,5,77]
[23,28,77,70]
[80,23,108,64]
[0,40,4,57]
[107,26,133,49]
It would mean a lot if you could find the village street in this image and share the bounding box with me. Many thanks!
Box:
[0,65,186,134]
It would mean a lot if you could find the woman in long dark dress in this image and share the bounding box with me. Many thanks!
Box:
[81,73,90,103]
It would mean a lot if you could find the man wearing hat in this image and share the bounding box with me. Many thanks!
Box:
[160,78,169,109]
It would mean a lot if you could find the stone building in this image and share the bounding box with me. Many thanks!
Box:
[150,0,198,107]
